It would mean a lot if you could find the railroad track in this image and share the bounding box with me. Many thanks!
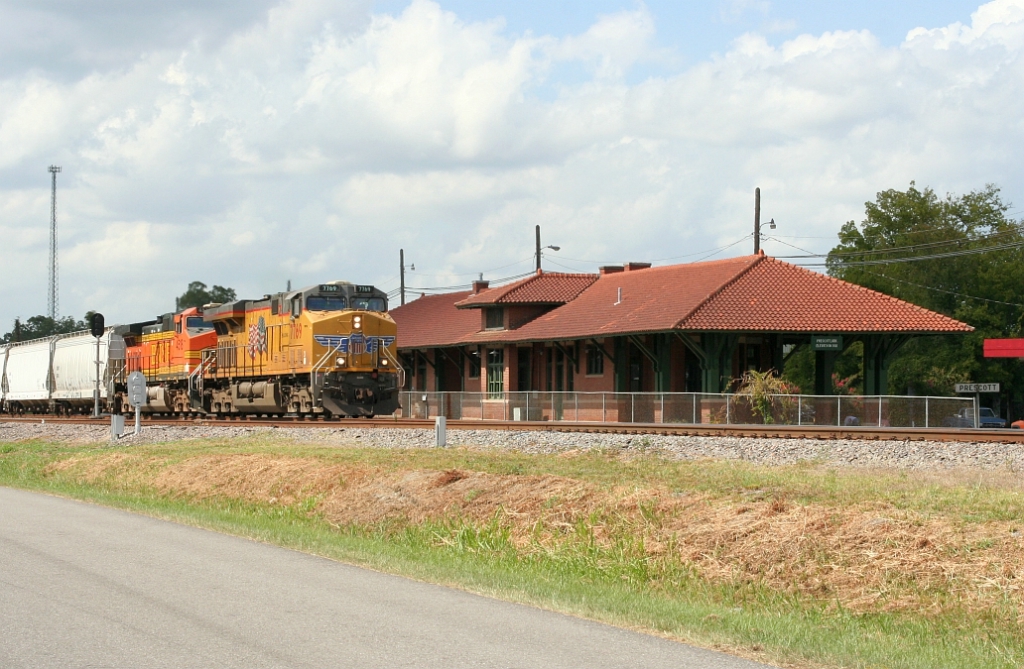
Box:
[4,414,1024,443]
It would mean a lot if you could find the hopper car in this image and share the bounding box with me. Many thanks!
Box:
[0,281,402,418]
[0,329,123,415]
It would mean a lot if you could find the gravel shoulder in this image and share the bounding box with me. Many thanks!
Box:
[3,421,1023,471]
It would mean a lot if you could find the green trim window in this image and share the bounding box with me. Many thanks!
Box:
[586,343,604,376]
[485,307,504,330]
[486,348,504,398]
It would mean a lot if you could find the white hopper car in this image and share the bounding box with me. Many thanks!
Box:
[0,330,125,414]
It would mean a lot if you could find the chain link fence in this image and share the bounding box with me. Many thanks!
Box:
[397,391,975,428]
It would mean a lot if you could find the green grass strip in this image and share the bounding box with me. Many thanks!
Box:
[1,437,1022,669]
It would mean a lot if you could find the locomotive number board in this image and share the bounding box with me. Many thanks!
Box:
[355,285,374,293]
[319,284,341,292]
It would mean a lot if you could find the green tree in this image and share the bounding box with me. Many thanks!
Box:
[176,281,237,310]
[821,183,1024,415]
[1,314,88,344]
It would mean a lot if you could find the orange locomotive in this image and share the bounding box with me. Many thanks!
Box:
[117,281,401,417]
[115,307,216,413]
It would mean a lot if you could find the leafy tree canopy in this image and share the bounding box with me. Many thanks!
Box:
[177,281,237,311]
[811,183,1024,404]
[1,314,88,344]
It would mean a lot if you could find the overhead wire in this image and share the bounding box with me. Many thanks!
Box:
[795,240,1024,267]
[553,234,754,266]
[857,269,1024,309]
[776,227,1024,259]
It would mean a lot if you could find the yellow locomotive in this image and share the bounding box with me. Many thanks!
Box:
[196,281,401,417]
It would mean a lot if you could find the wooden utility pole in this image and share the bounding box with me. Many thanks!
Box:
[754,187,761,255]
[535,225,541,271]
[400,249,406,306]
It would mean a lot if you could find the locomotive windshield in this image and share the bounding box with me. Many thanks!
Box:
[306,296,347,311]
[351,297,386,311]
[186,317,212,329]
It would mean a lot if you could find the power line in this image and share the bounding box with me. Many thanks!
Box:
[859,269,1024,309]
[799,240,1024,267]
[777,226,1024,259]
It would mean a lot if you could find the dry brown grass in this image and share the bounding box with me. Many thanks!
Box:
[46,452,1024,620]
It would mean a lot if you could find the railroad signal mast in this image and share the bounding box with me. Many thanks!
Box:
[48,165,62,320]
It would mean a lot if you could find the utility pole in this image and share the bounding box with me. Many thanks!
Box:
[400,249,406,306]
[48,165,62,320]
[535,225,541,271]
[753,187,760,255]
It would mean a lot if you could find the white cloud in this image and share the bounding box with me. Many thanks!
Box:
[1,0,1023,330]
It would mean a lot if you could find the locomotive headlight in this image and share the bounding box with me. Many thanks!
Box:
[380,359,388,366]
[353,316,362,329]
[336,357,346,367]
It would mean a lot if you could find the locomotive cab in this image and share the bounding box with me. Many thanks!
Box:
[202,281,400,417]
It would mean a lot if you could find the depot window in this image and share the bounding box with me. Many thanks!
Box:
[486,348,504,398]
[586,343,604,376]
[485,307,504,330]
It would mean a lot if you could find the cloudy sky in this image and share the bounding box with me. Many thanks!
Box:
[1,0,1022,328]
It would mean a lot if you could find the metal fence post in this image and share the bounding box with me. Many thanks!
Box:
[878,396,882,427]
[726,394,730,424]
[602,393,606,421]
[660,393,665,423]
[798,396,802,426]
[925,397,929,428]
[837,396,841,426]
[631,393,635,423]
[692,393,696,424]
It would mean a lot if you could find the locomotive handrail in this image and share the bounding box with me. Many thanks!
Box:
[379,343,405,390]
[187,350,217,411]
[310,340,346,404]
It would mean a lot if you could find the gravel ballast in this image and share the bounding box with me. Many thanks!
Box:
[3,421,1024,471]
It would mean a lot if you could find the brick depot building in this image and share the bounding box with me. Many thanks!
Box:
[390,253,971,399]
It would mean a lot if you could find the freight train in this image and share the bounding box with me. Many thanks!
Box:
[0,281,402,418]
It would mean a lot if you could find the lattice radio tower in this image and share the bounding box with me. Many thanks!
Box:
[48,165,61,320]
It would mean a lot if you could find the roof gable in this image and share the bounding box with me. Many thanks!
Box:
[680,256,973,333]
[456,271,597,308]
[389,291,479,349]
[510,256,760,341]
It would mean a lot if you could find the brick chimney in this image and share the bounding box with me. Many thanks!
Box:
[624,262,651,271]
[599,265,624,275]
[472,279,490,294]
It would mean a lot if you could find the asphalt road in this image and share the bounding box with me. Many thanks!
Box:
[0,487,775,668]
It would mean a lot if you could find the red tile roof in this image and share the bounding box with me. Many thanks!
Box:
[391,255,972,349]
[389,291,480,349]
[511,256,761,340]
[456,270,597,307]
[680,256,972,333]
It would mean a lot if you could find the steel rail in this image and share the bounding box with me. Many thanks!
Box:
[4,415,1024,443]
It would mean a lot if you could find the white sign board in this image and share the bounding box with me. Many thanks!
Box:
[127,371,148,406]
[955,383,1000,394]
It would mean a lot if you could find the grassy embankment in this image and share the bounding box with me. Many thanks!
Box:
[1,435,1022,669]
